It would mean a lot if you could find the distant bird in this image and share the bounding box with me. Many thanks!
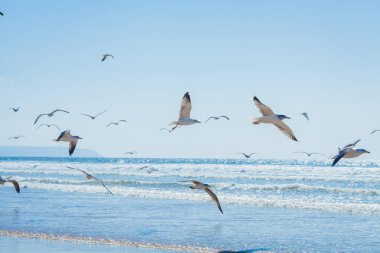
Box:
[9,107,20,112]
[371,129,380,135]
[205,115,230,122]
[332,139,370,167]
[159,128,172,133]
[293,152,325,157]
[101,54,114,62]
[137,166,149,171]
[186,180,223,214]
[34,109,69,125]
[8,135,25,140]
[81,110,107,120]
[106,120,126,127]
[37,124,60,131]
[137,166,158,174]
[124,151,137,155]
[66,166,113,195]
[252,96,298,141]
[0,176,20,193]
[54,130,82,156]
[238,153,256,158]
[300,112,309,120]
[0,12,3,16]
[170,92,201,131]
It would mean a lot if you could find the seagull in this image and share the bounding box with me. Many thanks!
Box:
[332,139,370,167]
[371,130,380,135]
[124,151,137,155]
[170,92,201,131]
[252,96,298,141]
[101,54,114,62]
[137,166,158,174]
[238,153,256,158]
[54,130,82,156]
[34,109,70,125]
[106,120,126,127]
[9,107,20,112]
[66,166,113,195]
[300,112,309,120]
[159,128,172,133]
[185,180,223,214]
[0,176,20,193]
[81,110,107,120]
[8,135,25,140]
[293,152,325,157]
[205,115,230,122]
[37,124,60,131]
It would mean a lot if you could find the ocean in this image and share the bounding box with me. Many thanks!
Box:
[0,157,379,252]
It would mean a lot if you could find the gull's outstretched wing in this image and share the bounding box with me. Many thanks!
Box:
[220,115,230,120]
[179,92,192,118]
[51,109,69,114]
[34,114,47,125]
[204,188,223,214]
[253,97,275,116]
[94,110,107,118]
[344,139,360,149]
[332,149,349,167]
[273,121,298,141]
[8,180,20,193]
[69,140,78,156]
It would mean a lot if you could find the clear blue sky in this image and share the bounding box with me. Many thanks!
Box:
[1,0,379,159]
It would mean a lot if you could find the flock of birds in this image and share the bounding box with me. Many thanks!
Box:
[2,86,378,214]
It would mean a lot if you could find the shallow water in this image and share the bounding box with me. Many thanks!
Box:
[0,157,379,252]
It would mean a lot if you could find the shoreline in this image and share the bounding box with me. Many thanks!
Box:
[0,230,216,253]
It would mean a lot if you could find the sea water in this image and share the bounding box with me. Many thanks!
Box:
[0,157,379,252]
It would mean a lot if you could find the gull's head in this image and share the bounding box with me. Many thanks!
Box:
[356,149,370,154]
[278,115,291,120]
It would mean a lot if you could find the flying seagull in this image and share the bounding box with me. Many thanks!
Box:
[81,110,107,120]
[205,115,230,122]
[124,151,137,155]
[106,120,126,127]
[293,152,325,157]
[101,54,114,62]
[66,166,113,195]
[54,130,82,156]
[371,129,380,135]
[300,112,309,121]
[184,180,223,214]
[170,92,201,131]
[37,124,60,131]
[8,135,25,140]
[34,109,69,125]
[137,166,158,174]
[159,128,172,133]
[252,96,298,141]
[9,107,20,112]
[238,153,256,158]
[0,176,20,193]
[332,139,370,167]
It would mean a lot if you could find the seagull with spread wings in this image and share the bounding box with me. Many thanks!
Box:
[37,124,60,131]
[8,135,25,140]
[170,92,201,131]
[9,107,20,112]
[293,152,325,157]
[332,139,370,167]
[34,109,69,125]
[205,115,230,122]
[184,180,223,214]
[106,120,126,127]
[66,166,113,195]
[124,151,137,155]
[252,96,298,141]
[101,54,114,62]
[81,110,107,120]
[54,130,82,156]
[0,176,20,193]
[238,153,256,158]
